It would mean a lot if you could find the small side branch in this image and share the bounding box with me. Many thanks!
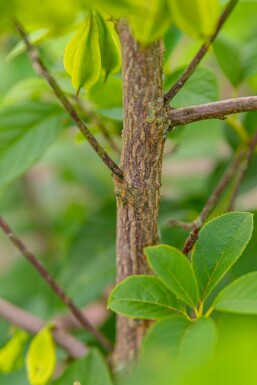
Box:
[76,98,120,155]
[181,149,245,255]
[165,0,239,103]
[168,97,257,128]
[0,298,88,358]
[14,19,123,181]
[0,216,113,352]
[228,129,257,210]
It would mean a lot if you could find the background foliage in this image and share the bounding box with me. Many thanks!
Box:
[1,0,257,384]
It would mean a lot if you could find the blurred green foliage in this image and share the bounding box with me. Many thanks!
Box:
[0,0,257,384]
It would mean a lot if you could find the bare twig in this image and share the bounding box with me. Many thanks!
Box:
[182,149,245,255]
[0,298,88,358]
[0,216,113,352]
[76,98,120,155]
[168,97,257,128]
[228,130,257,210]
[14,19,123,181]
[165,0,239,103]
[167,219,194,230]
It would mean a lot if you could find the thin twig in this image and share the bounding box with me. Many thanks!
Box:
[168,97,257,128]
[165,0,239,103]
[182,149,245,255]
[14,19,123,181]
[167,219,194,230]
[0,216,113,352]
[76,98,120,155]
[228,130,257,210]
[0,298,88,358]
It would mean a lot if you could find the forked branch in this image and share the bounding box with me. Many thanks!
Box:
[14,20,123,181]
[165,0,239,103]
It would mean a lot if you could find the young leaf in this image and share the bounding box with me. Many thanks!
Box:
[214,272,257,314]
[145,245,199,308]
[95,10,121,79]
[144,316,217,361]
[108,275,185,320]
[168,0,220,39]
[0,330,28,374]
[26,326,56,385]
[64,11,101,92]
[192,212,253,301]
[52,349,113,385]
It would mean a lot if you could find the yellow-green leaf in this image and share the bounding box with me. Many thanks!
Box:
[168,0,220,39]
[0,330,28,373]
[95,10,121,78]
[26,326,56,385]
[129,0,173,44]
[64,11,102,92]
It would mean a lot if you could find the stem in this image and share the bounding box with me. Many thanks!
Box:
[114,21,165,366]
[14,19,123,181]
[0,216,113,352]
[165,0,239,103]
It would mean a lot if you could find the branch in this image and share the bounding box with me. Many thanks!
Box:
[228,129,257,210]
[165,0,239,103]
[0,298,88,359]
[182,149,245,255]
[14,19,123,181]
[0,216,113,352]
[168,97,257,128]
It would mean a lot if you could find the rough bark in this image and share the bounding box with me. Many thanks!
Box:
[113,21,167,367]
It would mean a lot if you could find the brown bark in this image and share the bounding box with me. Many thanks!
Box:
[113,21,167,367]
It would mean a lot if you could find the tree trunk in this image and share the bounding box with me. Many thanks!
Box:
[113,21,166,367]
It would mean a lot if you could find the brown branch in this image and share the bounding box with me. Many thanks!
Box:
[0,298,88,358]
[228,130,257,210]
[14,19,123,181]
[0,216,113,352]
[182,149,245,255]
[165,0,239,103]
[168,97,257,128]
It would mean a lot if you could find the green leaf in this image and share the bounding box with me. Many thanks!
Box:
[0,102,65,188]
[52,349,113,385]
[95,10,121,78]
[165,67,219,108]
[144,316,217,361]
[108,275,185,320]
[168,0,220,39]
[26,326,56,385]
[192,212,254,301]
[145,245,199,308]
[214,272,257,314]
[0,330,28,374]
[64,11,102,92]
[128,0,173,44]
[213,37,243,87]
